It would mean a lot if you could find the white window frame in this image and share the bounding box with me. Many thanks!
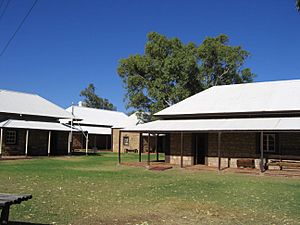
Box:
[263,133,276,153]
[123,136,129,146]
[5,130,17,145]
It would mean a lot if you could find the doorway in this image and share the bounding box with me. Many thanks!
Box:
[192,133,208,165]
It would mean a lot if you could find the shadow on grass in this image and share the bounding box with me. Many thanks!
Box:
[9,222,50,225]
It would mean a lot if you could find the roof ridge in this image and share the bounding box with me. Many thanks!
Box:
[214,79,300,88]
[0,89,38,97]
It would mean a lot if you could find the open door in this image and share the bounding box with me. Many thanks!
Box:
[193,133,208,165]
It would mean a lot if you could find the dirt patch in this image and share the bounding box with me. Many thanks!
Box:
[149,166,173,171]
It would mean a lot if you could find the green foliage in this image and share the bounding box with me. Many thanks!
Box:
[80,83,116,110]
[297,0,300,11]
[118,32,255,115]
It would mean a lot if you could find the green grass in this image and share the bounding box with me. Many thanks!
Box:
[0,153,300,225]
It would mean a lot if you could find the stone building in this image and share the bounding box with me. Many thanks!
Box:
[0,89,73,156]
[66,105,129,151]
[121,80,300,171]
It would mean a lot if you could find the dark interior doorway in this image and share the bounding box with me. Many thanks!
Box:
[192,133,208,165]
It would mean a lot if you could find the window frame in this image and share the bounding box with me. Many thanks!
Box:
[5,130,18,145]
[263,133,276,153]
[123,136,129,146]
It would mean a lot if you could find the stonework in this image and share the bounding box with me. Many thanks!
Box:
[112,128,141,153]
[1,129,26,156]
[207,132,258,158]
[165,155,194,166]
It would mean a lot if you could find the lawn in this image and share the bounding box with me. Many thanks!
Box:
[0,153,299,225]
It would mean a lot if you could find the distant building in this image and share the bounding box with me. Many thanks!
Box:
[66,105,128,151]
[0,89,73,156]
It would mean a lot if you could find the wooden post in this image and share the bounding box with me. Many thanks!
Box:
[147,133,150,166]
[156,134,159,161]
[195,135,198,165]
[118,130,121,164]
[25,130,29,156]
[180,132,184,168]
[218,132,222,171]
[0,128,3,157]
[48,131,51,156]
[260,132,264,172]
[67,132,71,155]
[85,133,89,156]
[139,133,142,162]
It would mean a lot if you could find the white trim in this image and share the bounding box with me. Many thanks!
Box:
[0,128,3,156]
[25,130,29,155]
[48,131,51,156]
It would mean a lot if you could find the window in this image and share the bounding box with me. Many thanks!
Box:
[123,136,129,146]
[263,134,275,153]
[5,130,17,145]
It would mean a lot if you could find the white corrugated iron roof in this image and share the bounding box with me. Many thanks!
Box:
[0,120,73,131]
[74,125,111,135]
[155,79,300,117]
[112,112,143,128]
[0,89,72,119]
[122,117,300,132]
[66,106,129,127]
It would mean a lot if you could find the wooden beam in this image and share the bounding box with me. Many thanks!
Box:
[260,132,264,172]
[156,134,159,161]
[0,128,3,157]
[138,133,142,162]
[218,132,222,171]
[147,133,150,166]
[48,131,51,156]
[85,133,89,156]
[180,132,184,168]
[25,130,29,156]
[118,130,121,164]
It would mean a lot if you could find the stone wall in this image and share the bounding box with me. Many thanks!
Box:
[52,131,69,155]
[1,128,26,156]
[28,130,48,156]
[278,132,300,156]
[165,133,193,166]
[112,129,141,153]
[207,132,258,158]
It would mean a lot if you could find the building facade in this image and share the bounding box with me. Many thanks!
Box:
[122,80,300,170]
[0,90,73,156]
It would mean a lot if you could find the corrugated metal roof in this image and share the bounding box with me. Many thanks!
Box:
[0,120,73,131]
[155,79,300,117]
[74,125,111,135]
[112,112,143,128]
[122,117,300,132]
[0,89,72,119]
[66,106,129,127]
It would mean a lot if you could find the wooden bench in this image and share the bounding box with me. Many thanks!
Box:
[267,160,300,170]
[125,148,138,153]
[0,193,32,225]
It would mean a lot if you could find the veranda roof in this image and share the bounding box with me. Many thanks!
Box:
[122,117,300,132]
[0,120,73,131]
[73,125,111,135]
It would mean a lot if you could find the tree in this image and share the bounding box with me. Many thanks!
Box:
[297,0,300,11]
[118,32,255,115]
[80,84,116,111]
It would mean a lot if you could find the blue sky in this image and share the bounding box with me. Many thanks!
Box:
[0,0,299,112]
